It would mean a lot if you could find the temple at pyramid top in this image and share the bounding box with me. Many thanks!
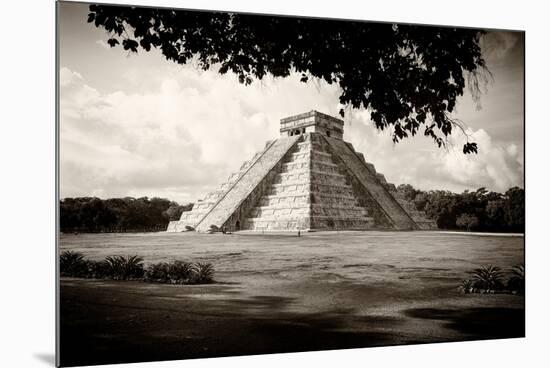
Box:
[280,110,344,140]
[167,111,436,233]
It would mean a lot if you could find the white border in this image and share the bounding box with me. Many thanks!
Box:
[3,0,549,367]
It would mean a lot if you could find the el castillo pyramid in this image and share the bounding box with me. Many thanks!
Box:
[167,111,436,232]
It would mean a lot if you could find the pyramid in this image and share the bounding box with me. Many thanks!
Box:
[167,111,436,232]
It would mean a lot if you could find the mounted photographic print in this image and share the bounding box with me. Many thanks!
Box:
[56,1,525,366]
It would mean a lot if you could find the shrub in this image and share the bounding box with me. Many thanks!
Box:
[168,261,193,283]
[85,260,111,279]
[144,262,170,282]
[105,255,144,280]
[456,213,480,231]
[190,262,215,284]
[59,251,88,277]
[145,261,194,284]
[459,264,526,295]
[458,279,474,294]
[507,263,525,295]
[60,252,214,284]
[470,265,504,291]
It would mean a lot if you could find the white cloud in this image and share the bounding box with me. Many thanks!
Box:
[60,65,340,203]
[95,39,110,50]
[60,60,524,203]
[344,110,524,193]
[59,67,83,87]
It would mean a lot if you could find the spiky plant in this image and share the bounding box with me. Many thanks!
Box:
[105,255,144,280]
[507,263,525,295]
[458,279,474,294]
[168,261,193,284]
[190,262,215,284]
[59,250,88,277]
[470,265,504,292]
[144,262,170,282]
[85,260,110,279]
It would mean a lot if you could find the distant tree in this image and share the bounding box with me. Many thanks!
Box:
[87,4,490,153]
[485,199,506,231]
[408,185,522,233]
[59,196,191,233]
[504,187,525,232]
[424,190,458,229]
[163,202,194,221]
[456,213,479,231]
[397,184,419,201]
[413,192,428,211]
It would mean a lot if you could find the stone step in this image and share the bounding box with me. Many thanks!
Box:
[259,196,309,207]
[279,161,341,175]
[323,136,418,230]
[249,208,310,218]
[195,135,301,232]
[245,215,373,223]
[291,149,331,158]
[275,169,346,182]
[243,216,375,231]
[268,186,357,197]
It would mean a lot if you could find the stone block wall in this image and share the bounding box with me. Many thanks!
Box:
[323,136,418,230]
[242,133,376,231]
[166,141,277,232]
[193,135,301,232]
[168,125,437,233]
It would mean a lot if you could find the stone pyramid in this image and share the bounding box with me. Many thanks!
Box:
[167,111,436,232]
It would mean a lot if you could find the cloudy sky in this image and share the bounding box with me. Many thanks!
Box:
[58,2,524,204]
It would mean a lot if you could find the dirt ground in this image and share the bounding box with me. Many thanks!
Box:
[59,231,524,366]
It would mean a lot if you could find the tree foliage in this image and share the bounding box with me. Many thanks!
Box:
[456,213,480,231]
[87,4,489,153]
[399,185,525,232]
[60,197,193,232]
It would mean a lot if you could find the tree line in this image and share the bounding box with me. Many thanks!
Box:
[60,197,192,233]
[60,186,524,233]
[396,185,524,233]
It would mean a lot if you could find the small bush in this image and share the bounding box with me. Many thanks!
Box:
[144,262,170,282]
[190,262,215,284]
[60,251,88,277]
[458,279,474,294]
[105,255,144,280]
[168,261,193,283]
[507,263,525,295]
[144,261,193,284]
[59,252,214,285]
[459,263,525,295]
[85,260,111,279]
[470,265,504,291]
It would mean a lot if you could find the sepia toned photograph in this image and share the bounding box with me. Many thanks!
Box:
[57,1,524,366]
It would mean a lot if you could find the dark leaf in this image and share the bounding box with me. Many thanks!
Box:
[463,142,478,154]
[107,38,119,47]
[122,39,139,52]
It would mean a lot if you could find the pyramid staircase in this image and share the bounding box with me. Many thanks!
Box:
[243,133,376,231]
[167,111,436,232]
[166,136,300,232]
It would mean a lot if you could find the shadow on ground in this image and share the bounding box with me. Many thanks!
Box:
[60,280,404,366]
[403,307,525,339]
[59,279,524,367]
